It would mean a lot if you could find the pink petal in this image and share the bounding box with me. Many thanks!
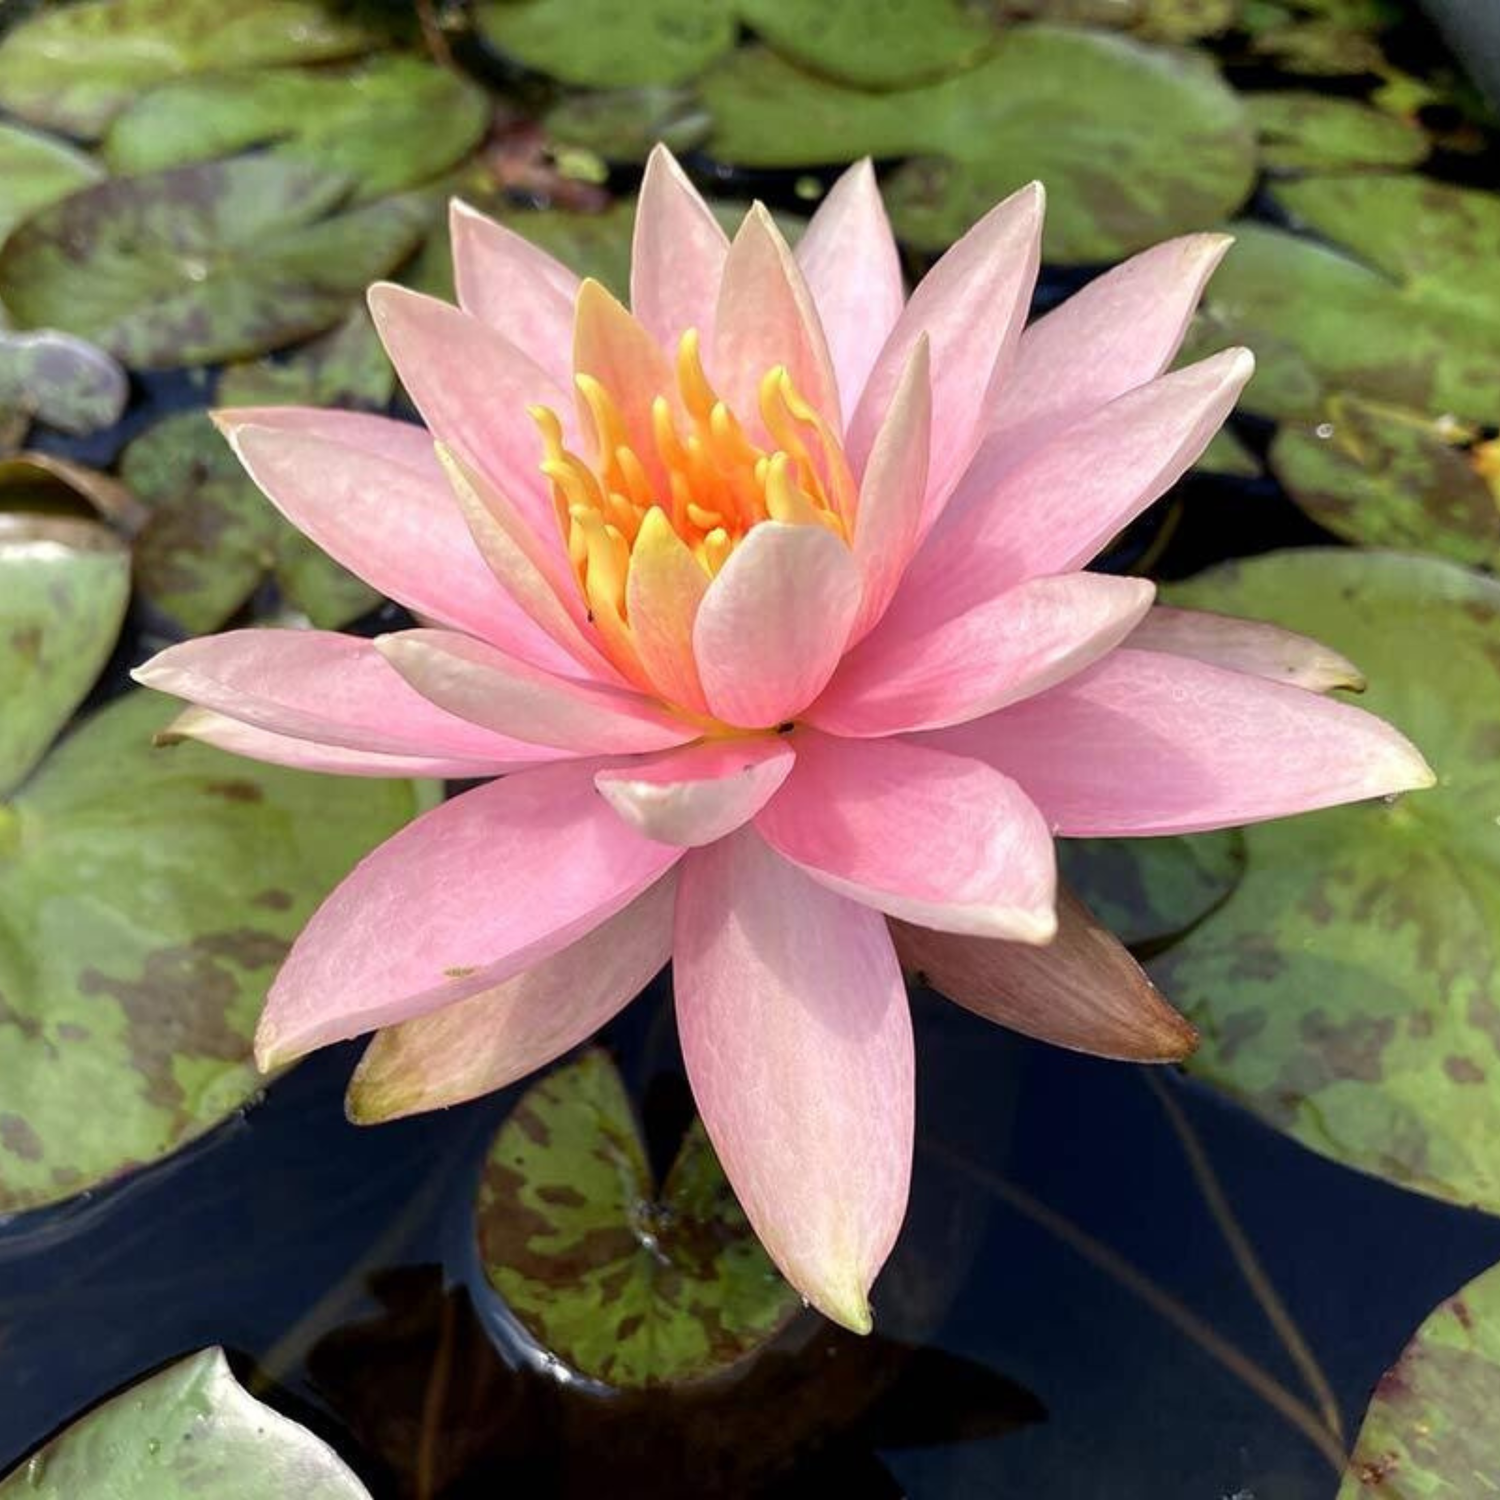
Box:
[906,348,1254,618]
[890,886,1197,1061]
[924,647,1435,836]
[375,627,696,754]
[595,736,795,846]
[626,506,710,713]
[813,572,1155,738]
[157,706,516,778]
[674,830,913,1331]
[257,761,683,1067]
[693,522,861,728]
[847,182,1043,529]
[848,336,931,642]
[215,407,570,670]
[631,144,729,353]
[987,233,1233,461]
[712,203,841,435]
[132,630,557,762]
[347,875,675,1121]
[449,198,579,385]
[796,159,905,414]
[756,730,1056,942]
[1128,605,1366,694]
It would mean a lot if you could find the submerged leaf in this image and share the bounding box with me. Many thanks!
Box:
[476,1050,802,1387]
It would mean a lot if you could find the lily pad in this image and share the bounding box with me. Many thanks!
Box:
[0,689,430,1215]
[1338,1259,1500,1496]
[0,123,104,245]
[1248,91,1429,171]
[701,26,1256,260]
[477,0,736,88]
[476,1050,802,1387]
[1132,0,1242,42]
[0,514,129,796]
[0,157,431,369]
[1151,550,1500,1215]
[0,452,147,532]
[0,330,129,436]
[121,411,378,632]
[103,57,490,204]
[0,1347,372,1497]
[0,0,377,138]
[216,307,394,412]
[544,87,713,162]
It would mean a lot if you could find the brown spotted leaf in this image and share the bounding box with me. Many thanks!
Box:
[476,1050,801,1387]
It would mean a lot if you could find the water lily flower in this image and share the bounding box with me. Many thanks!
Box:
[135,148,1432,1333]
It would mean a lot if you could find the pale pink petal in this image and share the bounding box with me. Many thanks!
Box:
[376,628,696,754]
[132,630,558,762]
[257,761,683,1067]
[848,336,930,642]
[712,203,841,435]
[156,706,518,778]
[847,182,1043,529]
[215,407,569,670]
[756,731,1056,942]
[347,875,675,1121]
[987,233,1233,460]
[1128,605,1366,694]
[674,830,913,1331]
[693,522,861,728]
[449,198,579,385]
[631,144,729,353]
[906,349,1254,618]
[796,160,905,413]
[923,648,1435,836]
[625,506,710,713]
[813,572,1155,738]
[367,282,568,552]
[890,886,1197,1061]
[595,737,795,846]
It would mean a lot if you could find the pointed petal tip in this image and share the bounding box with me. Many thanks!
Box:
[252,1024,297,1076]
[805,1268,874,1334]
[344,1064,414,1126]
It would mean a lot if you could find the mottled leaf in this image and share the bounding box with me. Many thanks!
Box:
[0,1348,372,1497]
[0,0,377,138]
[0,514,129,796]
[0,329,129,436]
[545,87,712,162]
[1249,91,1429,172]
[1153,550,1500,1215]
[216,307,394,412]
[701,26,1255,261]
[476,1050,801,1387]
[0,157,430,369]
[1249,17,1387,75]
[104,57,490,204]
[0,689,430,1215]
[0,122,104,244]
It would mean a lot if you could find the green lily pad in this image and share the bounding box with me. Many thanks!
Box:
[121,411,379,632]
[544,87,713,162]
[0,514,129,796]
[0,157,431,369]
[103,57,490,204]
[477,0,736,88]
[1249,91,1429,171]
[0,329,129,436]
[0,123,104,245]
[1248,17,1387,75]
[1132,0,1242,42]
[0,1348,371,1497]
[1269,395,1500,569]
[701,26,1256,261]
[1151,550,1500,1215]
[0,0,377,138]
[737,0,995,88]
[1338,1259,1500,1496]
[477,1050,802,1387]
[0,689,430,1215]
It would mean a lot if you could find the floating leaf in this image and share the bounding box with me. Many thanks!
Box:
[0,1347,372,1497]
[0,157,430,369]
[544,87,712,162]
[0,0,377,138]
[1248,91,1429,171]
[0,515,129,795]
[477,0,736,88]
[1249,17,1387,75]
[1338,1259,1500,1496]
[0,329,129,436]
[1151,550,1500,1215]
[217,307,394,412]
[0,690,430,1215]
[104,57,490,204]
[476,1050,801,1387]
[701,27,1256,260]
[0,122,104,244]
[1132,0,1242,43]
